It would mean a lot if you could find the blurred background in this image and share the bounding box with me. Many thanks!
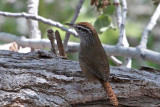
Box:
[0,0,159,69]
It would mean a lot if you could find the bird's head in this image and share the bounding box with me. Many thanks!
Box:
[66,22,98,45]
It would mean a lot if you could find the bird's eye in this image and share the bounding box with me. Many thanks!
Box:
[77,27,81,31]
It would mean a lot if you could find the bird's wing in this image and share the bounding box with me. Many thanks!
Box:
[79,51,110,81]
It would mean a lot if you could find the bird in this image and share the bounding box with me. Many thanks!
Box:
[65,22,118,106]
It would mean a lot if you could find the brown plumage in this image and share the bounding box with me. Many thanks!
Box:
[66,22,118,106]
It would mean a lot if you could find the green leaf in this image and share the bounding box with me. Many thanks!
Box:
[94,14,111,34]
[103,5,115,15]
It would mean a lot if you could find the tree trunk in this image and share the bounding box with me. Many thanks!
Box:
[0,50,159,107]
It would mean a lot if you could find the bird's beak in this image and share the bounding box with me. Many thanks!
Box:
[65,23,79,38]
[65,23,75,27]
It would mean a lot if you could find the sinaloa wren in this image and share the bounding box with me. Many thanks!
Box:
[66,22,118,106]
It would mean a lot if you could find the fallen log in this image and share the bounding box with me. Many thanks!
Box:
[0,50,159,107]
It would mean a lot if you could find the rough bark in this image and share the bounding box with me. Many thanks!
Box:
[0,50,159,107]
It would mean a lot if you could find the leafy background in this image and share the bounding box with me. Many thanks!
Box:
[0,0,160,69]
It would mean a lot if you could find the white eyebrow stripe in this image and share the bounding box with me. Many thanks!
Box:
[77,25,92,34]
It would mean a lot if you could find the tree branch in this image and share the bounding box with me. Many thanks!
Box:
[0,32,160,65]
[117,0,128,47]
[114,0,122,28]
[0,11,78,36]
[139,2,160,48]
[63,0,85,49]
[67,43,160,65]
[27,0,41,39]
[115,0,131,68]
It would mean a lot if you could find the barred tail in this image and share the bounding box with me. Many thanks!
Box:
[103,81,118,106]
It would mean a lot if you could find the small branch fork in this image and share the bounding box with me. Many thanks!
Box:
[63,0,85,49]
[47,30,66,57]
[138,2,160,48]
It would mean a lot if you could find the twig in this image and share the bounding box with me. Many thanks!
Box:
[47,29,57,55]
[55,30,66,57]
[0,11,78,36]
[0,32,160,65]
[139,2,160,48]
[63,0,85,49]
[110,56,122,66]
